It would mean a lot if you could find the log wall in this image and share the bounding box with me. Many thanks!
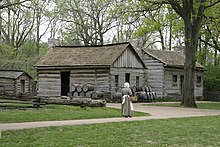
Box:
[37,68,111,97]
[16,73,32,94]
[0,73,32,96]
[0,78,15,95]
[164,68,203,98]
[110,67,147,92]
[113,46,144,68]
[141,52,165,97]
[70,68,110,92]
[37,70,61,97]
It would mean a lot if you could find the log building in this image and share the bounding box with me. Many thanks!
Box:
[0,70,32,96]
[35,42,204,100]
[142,49,204,99]
[35,42,147,98]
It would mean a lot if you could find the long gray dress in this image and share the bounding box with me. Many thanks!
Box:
[121,87,133,117]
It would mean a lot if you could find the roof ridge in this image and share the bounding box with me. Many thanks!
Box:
[0,69,24,72]
[55,42,130,48]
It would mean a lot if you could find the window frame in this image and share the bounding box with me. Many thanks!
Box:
[172,75,178,86]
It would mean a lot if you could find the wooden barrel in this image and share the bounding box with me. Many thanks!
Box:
[146,92,151,100]
[70,84,76,92]
[79,91,86,97]
[76,85,82,92]
[73,91,79,97]
[132,86,143,93]
[92,91,104,99]
[136,92,147,101]
[67,92,73,97]
[151,92,156,102]
[145,86,152,92]
[112,92,122,101]
[85,91,92,97]
[82,84,95,92]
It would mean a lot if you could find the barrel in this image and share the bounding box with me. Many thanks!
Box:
[70,84,76,92]
[92,91,104,99]
[82,84,95,92]
[85,91,92,97]
[79,91,86,97]
[151,92,156,102]
[136,92,147,101]
[112,92,122,101]
[145,86,152,92]
[132,86,143,93]
[146,92,151,100]
[73,91,79,97]
[67,92,73,97]
[76,85,82,92]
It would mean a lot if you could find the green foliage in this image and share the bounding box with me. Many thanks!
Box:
[203,65,220,90]
[0,44,17,59]
[0,41,48,79]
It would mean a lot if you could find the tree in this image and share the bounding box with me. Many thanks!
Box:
[153,0,220,107]
[0,0,35,49]
[55,0,116,45]
[198,2,220,66]
[0,0,30,10]
[33,0,55,55]
[118,0,220,107]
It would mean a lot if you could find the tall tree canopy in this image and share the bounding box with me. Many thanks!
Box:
[148,0,220,107]
[116,0,220,107]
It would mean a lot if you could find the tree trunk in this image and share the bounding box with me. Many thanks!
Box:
[181,17,200,108]
[159,29,166,50]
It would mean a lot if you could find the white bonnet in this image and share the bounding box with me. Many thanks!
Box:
[124,82,130,88]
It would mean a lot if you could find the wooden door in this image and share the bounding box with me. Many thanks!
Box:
[61,71,70,96]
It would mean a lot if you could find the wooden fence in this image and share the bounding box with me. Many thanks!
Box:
[203,90,220,101]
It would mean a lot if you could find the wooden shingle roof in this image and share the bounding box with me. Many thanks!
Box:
[35,42,131,67]
[0,70,32,79]
[143,49,204,69]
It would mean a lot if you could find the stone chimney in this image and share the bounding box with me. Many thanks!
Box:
[48,38,60,49]
[173,46,185,55]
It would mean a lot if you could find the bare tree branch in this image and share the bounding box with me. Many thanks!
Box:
[0,0,30,10]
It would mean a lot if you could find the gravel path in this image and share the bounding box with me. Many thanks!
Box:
[0,102,220,131]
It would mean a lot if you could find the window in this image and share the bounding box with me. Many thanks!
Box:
[196,76,202,87]
[125,73,130,83]
[115,75,119,88]
[21,80,25,93]
[136,76,139,86]
[172,75,178,86]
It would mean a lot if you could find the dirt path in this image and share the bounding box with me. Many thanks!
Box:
[0,103,220,131]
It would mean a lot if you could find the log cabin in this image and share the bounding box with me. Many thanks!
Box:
[141,49,204,99]
[34,42,147,98]
[0,70,32,97]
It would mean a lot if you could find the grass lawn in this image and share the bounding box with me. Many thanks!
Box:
[0,116,219,147]
[146,102,220,110]
[0,103,148,123]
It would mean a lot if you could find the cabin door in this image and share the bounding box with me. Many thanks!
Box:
[180,75,184,96]
[125,73,130,83]
[61,71,70,96]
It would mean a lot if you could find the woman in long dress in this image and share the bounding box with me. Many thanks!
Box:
[121,82,133,118]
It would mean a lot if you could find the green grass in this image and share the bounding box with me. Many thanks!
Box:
[0,116,220,147]
[146,102,220,110]
[0,104,148,123]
